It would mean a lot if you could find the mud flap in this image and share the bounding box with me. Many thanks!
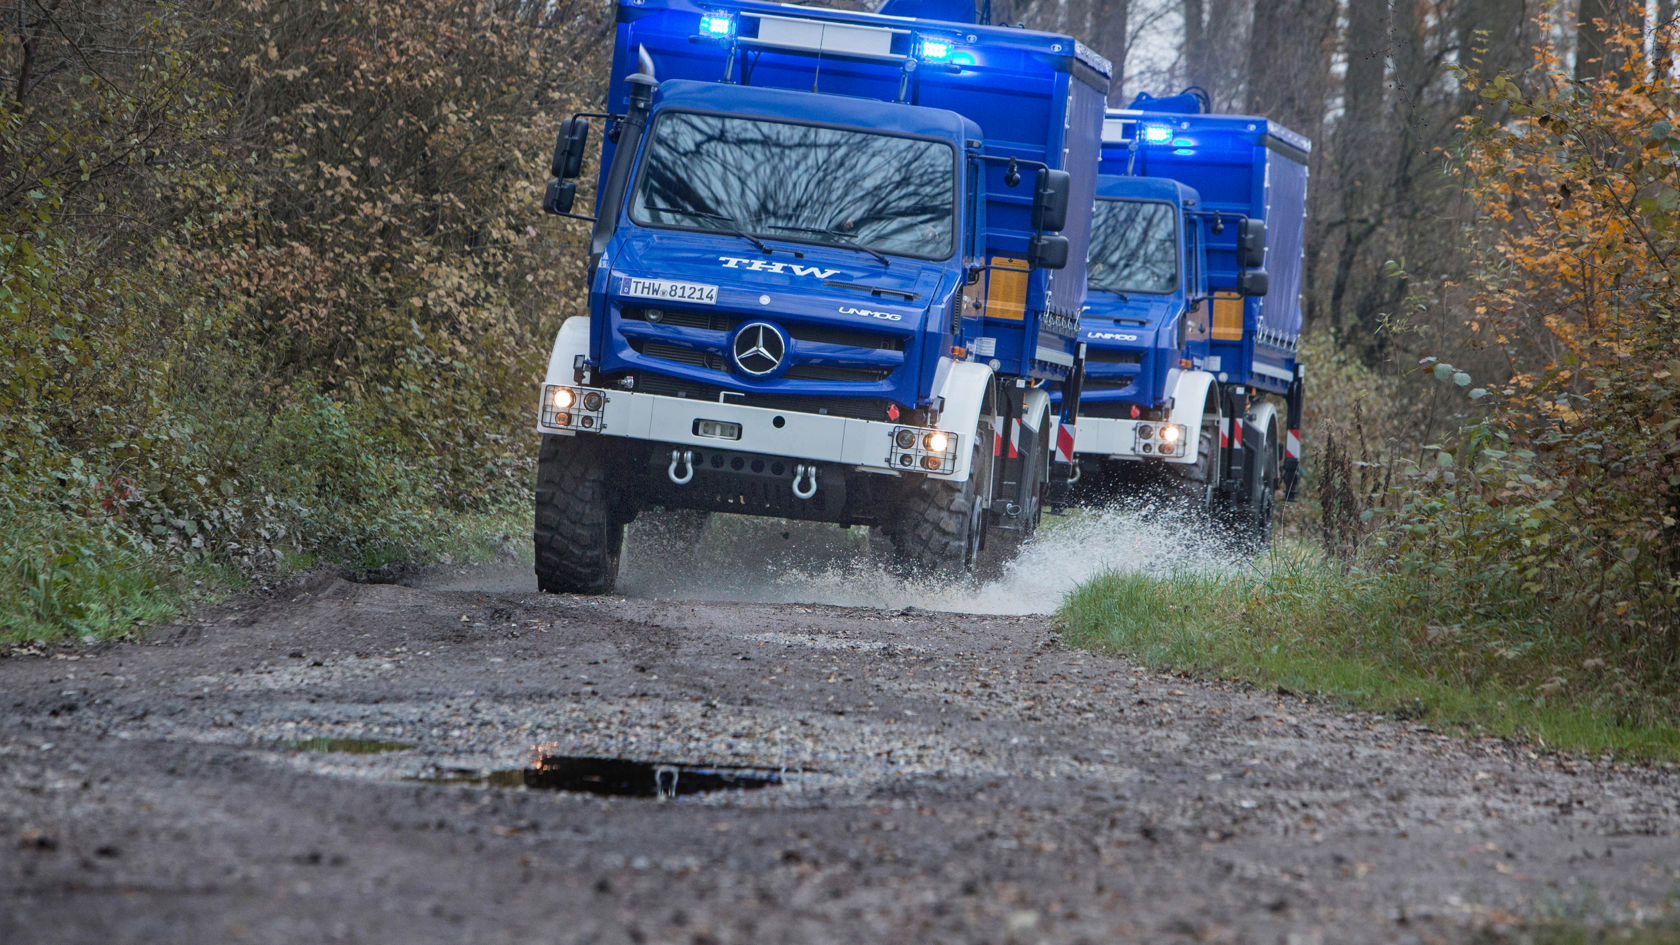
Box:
[1281,371,1304,501]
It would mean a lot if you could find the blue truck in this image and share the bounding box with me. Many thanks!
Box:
[1057,93,1310,545]
[533,0,1110,591]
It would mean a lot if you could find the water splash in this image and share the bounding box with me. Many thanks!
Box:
[616,503,1236,615]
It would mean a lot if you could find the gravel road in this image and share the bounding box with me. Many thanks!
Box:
[3,521,1678,944]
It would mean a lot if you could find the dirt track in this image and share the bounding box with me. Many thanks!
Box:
[3,550,1679,944]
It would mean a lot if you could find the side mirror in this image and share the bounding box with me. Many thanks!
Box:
[1032,168,1071,233]
[1238,267,1269,297]
[552,118,590,180]
[1237,218,1266,269]
[1028,233,1070,270]
[543,179,577,215]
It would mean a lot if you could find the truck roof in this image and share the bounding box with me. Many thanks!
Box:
[1101,110,1311,165]
[1095,175,1199,205]
[650,79,979,142]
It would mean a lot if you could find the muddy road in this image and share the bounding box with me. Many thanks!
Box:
[3,520,1678,944]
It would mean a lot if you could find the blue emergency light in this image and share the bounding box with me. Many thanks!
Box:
[1142,125,1173,144]
[916,37,955,62]
[699,13,734,38]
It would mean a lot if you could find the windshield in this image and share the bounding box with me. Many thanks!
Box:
[629,111,957,261]
[1088,199,1178,294]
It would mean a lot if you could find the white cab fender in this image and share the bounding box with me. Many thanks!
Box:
[1165,370,1219,431]
[1246,399,1280,446]
[1245,399,1281,485]
[544,317,591,387]
[1164,370,1220,462]
[932,358,995,461]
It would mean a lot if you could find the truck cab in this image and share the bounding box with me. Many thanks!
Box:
[1077,175,1209,458]
[533,0,1107,592]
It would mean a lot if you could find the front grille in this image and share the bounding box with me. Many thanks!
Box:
[622,307,739,332]
[618,372,892,422]
[783,364,894,382]
[1083,378,1139,391]
[1087,349,1143,365]
[632,339,728,372]
[785,323,905,352]
[1078,399,1145,419]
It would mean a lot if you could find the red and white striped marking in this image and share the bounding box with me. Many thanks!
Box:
[994,420,1025,459]
[1286,428,1302,460]
[1056,423,1076,464]
[1221,417,1243,450]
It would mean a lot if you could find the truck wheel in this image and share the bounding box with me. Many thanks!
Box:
[1231,430,1277,551]
[534,434,624,594]
[1168,416,1221,517]
[983,411,1049,571]
[886,441,986,575]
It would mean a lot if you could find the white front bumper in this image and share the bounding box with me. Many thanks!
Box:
[1067,415,1197,464]
[537,387,969,481]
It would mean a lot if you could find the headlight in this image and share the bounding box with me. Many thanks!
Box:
[549,387,576,411]
[1159,424,1182,444]
[895,429,918,450]
[925,431,951,453]
[582,391,604,411]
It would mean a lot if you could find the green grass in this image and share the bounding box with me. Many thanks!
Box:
[1476,912,1680,945]
[1057,544,1680,761]
[1,503,528,647]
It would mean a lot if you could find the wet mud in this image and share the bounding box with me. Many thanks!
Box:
[2,519,1677,944]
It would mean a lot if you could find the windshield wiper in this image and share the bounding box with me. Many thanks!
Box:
[761,224,891,267]
[642,205,776,256]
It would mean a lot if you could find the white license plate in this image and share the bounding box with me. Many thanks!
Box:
[693,419,741,440]
[620,277,718,305]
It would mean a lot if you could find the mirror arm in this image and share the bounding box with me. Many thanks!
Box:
[968,153,1052,182]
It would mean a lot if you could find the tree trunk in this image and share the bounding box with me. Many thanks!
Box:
[1245,0,1335,136]
[1323,0,1391,334]
[1576,0,1644,82]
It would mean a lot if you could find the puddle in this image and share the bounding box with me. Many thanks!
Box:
[417,755,787,798]
[288,738,414,754]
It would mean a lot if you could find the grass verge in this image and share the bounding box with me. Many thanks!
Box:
[1057,544,1680,761]
[1,502,528,647]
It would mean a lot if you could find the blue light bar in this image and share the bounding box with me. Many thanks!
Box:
[699,13,734,38]
[916,37,955,62]
[1142,125,1173,144]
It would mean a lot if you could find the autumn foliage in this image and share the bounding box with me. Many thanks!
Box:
[1,0,608,635]
[1382,17,1680,690]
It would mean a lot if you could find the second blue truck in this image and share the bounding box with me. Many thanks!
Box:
[1058,93,1310,545]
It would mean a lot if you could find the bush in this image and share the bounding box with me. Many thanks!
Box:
[1,0,610,641]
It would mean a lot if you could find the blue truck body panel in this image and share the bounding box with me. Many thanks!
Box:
[596,0,1108,398]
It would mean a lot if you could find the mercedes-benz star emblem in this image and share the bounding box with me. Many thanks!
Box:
[731,322,785,377]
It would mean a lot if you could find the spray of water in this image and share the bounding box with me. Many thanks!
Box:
[616,503,1236,615]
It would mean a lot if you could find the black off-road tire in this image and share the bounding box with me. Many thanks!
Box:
[1167,417,1221,519]
[885,444,986,576]
[1230,429,1277,552]
[982,413,1049,573]
[534,434,624,594]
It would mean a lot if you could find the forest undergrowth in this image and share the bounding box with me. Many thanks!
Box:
[1065,20,1680,758]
